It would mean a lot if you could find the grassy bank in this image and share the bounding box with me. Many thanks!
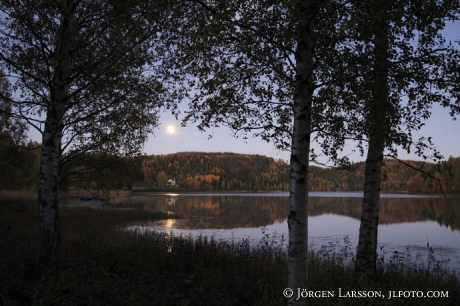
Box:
[1,196,459,305]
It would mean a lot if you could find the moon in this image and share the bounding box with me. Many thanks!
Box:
[166,125,176,134]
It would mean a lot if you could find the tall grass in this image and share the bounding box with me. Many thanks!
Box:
[0,191,37,213]
[1,198,459,306]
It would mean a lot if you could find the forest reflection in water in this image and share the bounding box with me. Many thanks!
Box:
[121,192,460,274]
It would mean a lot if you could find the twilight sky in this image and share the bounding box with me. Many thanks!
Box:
[144,102,459,165]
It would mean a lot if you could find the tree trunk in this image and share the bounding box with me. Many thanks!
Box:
[287,1,317,305]
[38,110,64,266]
[38,0,73,267]
[355,1,389,278]
[355,138,384,276]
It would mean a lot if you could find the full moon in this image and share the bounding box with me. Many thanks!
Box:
[166,125,176,134]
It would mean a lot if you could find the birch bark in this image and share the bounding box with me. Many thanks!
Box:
[38,0,74,265]
[288,1,317,305]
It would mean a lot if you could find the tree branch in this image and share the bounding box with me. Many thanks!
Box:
[386,153,447,198]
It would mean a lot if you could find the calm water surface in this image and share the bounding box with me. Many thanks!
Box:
[112,192,460,274]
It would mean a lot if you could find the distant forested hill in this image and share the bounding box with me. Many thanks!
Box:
[142,152,290,191]
[140,152,460,193]
[309,159,434,192]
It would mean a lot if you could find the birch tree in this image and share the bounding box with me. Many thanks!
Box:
[316,0,460,277]
[174,1,349,304]
[0,0,183,266]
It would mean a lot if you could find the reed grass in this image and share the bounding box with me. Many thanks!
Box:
[0,197,459,306]
[0,191,37,213]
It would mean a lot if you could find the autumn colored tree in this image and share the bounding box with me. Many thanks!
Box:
[156,171,169,185]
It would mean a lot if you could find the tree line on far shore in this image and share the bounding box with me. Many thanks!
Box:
[142,152,460,194]
[3,150,460,195]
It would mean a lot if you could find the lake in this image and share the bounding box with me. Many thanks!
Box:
[111,192,460,274]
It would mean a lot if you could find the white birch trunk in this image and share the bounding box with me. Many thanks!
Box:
[39,108,65,265]
[288,1,316,305]
[38,0,73,266]
[355,139,384,276]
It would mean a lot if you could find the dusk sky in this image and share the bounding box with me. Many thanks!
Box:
[145,102,459,165]
[26,94,458,164]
